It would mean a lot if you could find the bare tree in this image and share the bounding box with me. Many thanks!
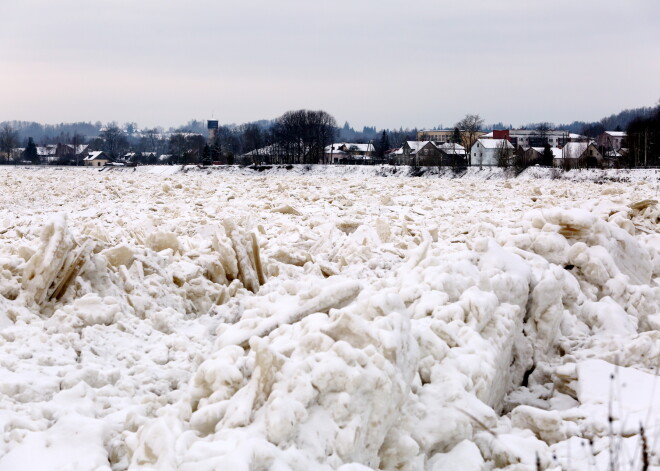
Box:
[534,122,552,140]
[100,123,128,159]
[273,109,337,164]
[0,125,19,163]
[455,114,484,162]
[239,123,264,163]
[143,128,162,153]
[496,140,511,168]
[168,134,188,163]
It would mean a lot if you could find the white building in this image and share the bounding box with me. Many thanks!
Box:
[481,130,587,148]
[470,139,514,166]
[83,151,111,167]
[324,143,375,163]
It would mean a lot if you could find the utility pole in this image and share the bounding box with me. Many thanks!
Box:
[644,130,647,168]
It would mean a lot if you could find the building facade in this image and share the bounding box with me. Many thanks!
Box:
[486,129,587,148]
[470,139,514,166]
[597,131,627,151]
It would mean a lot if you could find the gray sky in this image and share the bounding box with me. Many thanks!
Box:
[1,0,658,130]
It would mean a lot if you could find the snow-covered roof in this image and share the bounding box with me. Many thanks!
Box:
[605,131,626,137]
[325,143,375,153]
[83,151,108,161]
[436,142,465,154]
[405,141,431,153]
[65,144,89,154]
[345,143,374,153]
[36,146,56,156]
[243,144,287,157]
[475,139,514,149]
[561,142,588,158]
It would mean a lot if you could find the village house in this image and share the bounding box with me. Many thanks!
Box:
[241,144,287,164]
[523,147,544,165]
[597,131,627,151]
[83,151,111,167]
[397,141,428,165]
[412,141,442,166]
[470,139,514,166]
[603,148,628,168]
[436,142,466,165]
[324,143,375,164]
[554,142,603,168]
[10,148,26,161]
[36,145,58,163]
[394,141,468,166]
[35,143,89,164]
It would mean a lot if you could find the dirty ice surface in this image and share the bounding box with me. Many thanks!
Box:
[0,166,659,471]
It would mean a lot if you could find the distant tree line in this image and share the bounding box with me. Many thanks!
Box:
[626,106,660,168]
[519,105,657,138]
[0,120,100,144]
[2,102,658,166]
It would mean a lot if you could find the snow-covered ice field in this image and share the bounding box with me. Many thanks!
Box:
[0,166,659,470]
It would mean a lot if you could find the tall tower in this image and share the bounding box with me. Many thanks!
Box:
[207,120,219,144]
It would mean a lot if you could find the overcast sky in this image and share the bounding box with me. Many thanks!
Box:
[1,0,658,130]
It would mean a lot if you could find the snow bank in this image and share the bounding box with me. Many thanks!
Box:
[99,163,660,183]
[0,167,658,470]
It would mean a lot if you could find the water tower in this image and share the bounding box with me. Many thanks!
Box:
[207,120,218,144]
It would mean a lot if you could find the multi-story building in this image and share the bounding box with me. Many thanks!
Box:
[416,130,455,143]
[416,129,487,149]
[485,129,587,148]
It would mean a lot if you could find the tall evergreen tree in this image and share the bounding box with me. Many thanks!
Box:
[201,144,212,165]
[24,137,39,164]
[542,143,554,166]
[452,127,461,144]
[377,130,390,159]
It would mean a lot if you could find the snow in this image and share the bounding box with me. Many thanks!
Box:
[605,131,627,137]
[84,151,106,161]
[475,138,514,149]
[325,143,375,153]
[0,165,658,470]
